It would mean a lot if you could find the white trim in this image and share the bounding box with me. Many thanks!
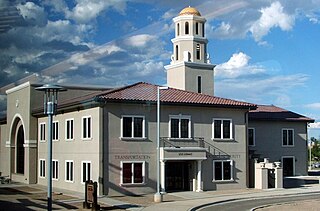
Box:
[282,128,294,147]
[9,113,26,146]
[120,115,146,139]
[212,160,234,182]
[212,118,233,140]
[39,159,46,178]
[65,160,74,183]
[248,128,255,146]
[169,114,191,139]
[23,139,37,148]
[39,122,46,142]
[81,116,92,140]
[65,118,74,141]
[52,159,59,180]
[5,81,30,94]
[120,161,146,185]
[81,161,92,184]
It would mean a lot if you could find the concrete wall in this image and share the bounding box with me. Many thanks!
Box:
[37,107,103,194]
[104,102,249,196]
[249,120,308,176]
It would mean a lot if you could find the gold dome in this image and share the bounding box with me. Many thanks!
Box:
[179,6,201,16]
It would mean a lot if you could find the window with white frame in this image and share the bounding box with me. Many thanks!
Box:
[52,121,59,141]
[121,116,145,139]
[82,116,92,139]
[282,129,294,146]
[65,119,74,141]
[121,161,145,185]
[248,128,255,146]
[65,160,74,182]
[39,159,45,178]
[169,115,191,139]
[212,119,233,140]
[81,161,91,183]
[52,160,59,180]
[39,123,46,141]
[213,160,233,181]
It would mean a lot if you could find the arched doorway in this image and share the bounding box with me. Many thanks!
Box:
[16,125,25,174]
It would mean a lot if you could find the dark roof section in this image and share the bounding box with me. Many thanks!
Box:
[96,82,257,109]
[249,105,314,122]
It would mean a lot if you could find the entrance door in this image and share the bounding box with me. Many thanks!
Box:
[165,161,190,192]
[282,157,294,176]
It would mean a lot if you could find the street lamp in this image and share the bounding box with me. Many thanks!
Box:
[154,86,168,203]
[36,84,66,211]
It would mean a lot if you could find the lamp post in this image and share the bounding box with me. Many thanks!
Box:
[154,86,168,203]
[36,84,66,211]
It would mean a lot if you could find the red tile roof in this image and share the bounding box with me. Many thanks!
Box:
[96,82,256,109]
[249,105,314,122]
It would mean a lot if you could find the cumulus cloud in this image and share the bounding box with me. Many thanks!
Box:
[215,52,265,78]
[309,122,320,128]
[306,103,320,109]
[124,34,157,47]
[250,1,295,42]
[17,1,47,26]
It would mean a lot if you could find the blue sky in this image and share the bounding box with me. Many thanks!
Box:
[0,0,319,135]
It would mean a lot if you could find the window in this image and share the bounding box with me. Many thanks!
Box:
[40,123,46,141]
[121,116,145,139]
[197,76,202,93]
[196,44,201,60]
[82,161,91,183]
[66,119,74,141]
[65,160,74,182]
[185,22,189,34]
[202,23,205,37]
[121,161,145,185]
[40,159,45,178]
[175,45,179,60]
[282,129,294,146]
[248,128,255,146]
[52,160,59,180]
[82,116,92,139]
[196,22,199,35]
[169,115,191,139]
[213,160,233,181]
[52,121,59,141]
[212,119,233,140]
[177,23,180,36]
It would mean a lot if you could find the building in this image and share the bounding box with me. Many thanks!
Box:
[0,6,314,196]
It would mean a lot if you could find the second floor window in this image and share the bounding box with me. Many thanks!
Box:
[82,116,92,139]
[213,119,233,140]
[52,121,59,141]
[282,129,294,146]
[121,116,145,138]
[170,115,191,139]
[248,128,255,146]
[66,119,74,140]
[40,123,46,141]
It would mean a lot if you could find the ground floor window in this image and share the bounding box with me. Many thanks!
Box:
[40,159,45,178]
[65,160,74,182]
[213,160,233,181]
[52,160,59,180]
[121,161,145,185]
[82,161,91,183]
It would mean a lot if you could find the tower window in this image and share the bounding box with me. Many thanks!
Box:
[197,76,202,93]
[185,22,189,35]
[196,44,200,60]
[177,23,180,36]
[202,23,205,37]
[196,22,199,35]
[175,45,179,60]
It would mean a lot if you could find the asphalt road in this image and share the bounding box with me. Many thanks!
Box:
[195,192,320,211]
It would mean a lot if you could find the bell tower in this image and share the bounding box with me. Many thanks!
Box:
[165,6,215,95]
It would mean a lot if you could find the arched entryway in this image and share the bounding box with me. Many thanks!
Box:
[16,125,25,174]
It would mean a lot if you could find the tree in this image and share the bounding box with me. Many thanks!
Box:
[311,137,320,161]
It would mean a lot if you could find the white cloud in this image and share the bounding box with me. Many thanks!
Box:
[215,52,265,78]
[66,0,127,23]
[250,1,295,42]
[124,34,157,47]
[309,122,320,128]
[17,2,47,26]
[306,103,320,109]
